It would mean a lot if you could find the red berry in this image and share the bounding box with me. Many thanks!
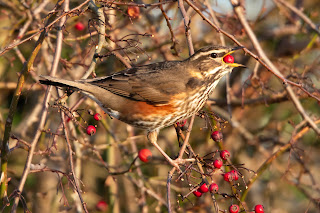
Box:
[209,183,219,193]
[213,159,223,169]
[138,149,152,163]
[229,204,239,213]
[193,190,202,197]
[75,22,85,31]
[211,131,223,142]
[220,150,230,160]
[231,170,239,181]
[224,172,233,182]
[223,55,234,63]
[199,183,209,193]
[96,200,108,211]
[254,204,264,213]
[86,125,96,136]
[127,6,140,19]
[94,113,102,121]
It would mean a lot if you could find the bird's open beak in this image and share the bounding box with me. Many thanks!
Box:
[223,46,246,68]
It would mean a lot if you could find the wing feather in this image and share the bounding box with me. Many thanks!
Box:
[85,61,189,105]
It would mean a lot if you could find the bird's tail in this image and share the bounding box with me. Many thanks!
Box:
[39,75,77,89]
[39,75,113,103]
[39,75,124,117]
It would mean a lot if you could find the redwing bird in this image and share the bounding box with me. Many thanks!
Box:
[40,45,244,169]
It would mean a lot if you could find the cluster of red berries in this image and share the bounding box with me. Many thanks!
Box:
[204,148,265,213]
[213,150,239,183]
[194,149,227,197]
[86,113,102,136]
[228,204,264,213]
[212,150,230,169]
[136,131,263,213]
[193,182,219,197]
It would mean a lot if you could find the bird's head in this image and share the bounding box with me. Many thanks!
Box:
[188,45,244,78]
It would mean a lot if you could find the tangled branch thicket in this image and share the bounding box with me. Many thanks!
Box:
[0,0,319,212]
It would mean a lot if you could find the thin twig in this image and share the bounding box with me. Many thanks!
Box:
[159,0,179,55]
[177,0,194,55]
[167,167,176,213]
[241,119,320,201]
[274,0,320,35]
[230,0,320,135]
[99,0,176,7]
[0,0,91,56]
[8,1,69,211]
[183,0,320,103]
[2,1,66,209]
[176,0,195,161]
[127,125,147,212]
[60,99,89,213]
[82,0,107,79]
[166,1,197,210]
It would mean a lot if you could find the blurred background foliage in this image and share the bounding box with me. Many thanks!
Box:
[0,0,320,212]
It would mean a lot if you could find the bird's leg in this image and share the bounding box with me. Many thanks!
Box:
[147,131,182,172]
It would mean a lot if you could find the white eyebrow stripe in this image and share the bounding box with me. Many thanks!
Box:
[191,49,227,61]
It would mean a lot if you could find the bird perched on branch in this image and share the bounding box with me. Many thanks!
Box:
[40,45,244,169]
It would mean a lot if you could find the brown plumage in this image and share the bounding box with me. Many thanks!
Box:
[40,45,243,168]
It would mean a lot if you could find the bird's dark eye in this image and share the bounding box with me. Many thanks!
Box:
[210,53,218,58]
